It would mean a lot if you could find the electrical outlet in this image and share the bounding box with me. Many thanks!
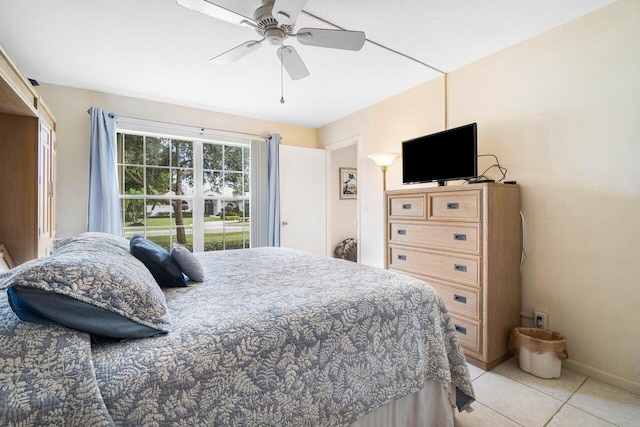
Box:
[534,311,548,329]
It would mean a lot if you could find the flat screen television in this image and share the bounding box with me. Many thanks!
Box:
[402,123,477,185]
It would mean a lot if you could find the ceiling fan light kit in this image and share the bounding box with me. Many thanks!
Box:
[177,0,366,83]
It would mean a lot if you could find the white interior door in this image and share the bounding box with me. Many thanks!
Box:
[279,145,326,255]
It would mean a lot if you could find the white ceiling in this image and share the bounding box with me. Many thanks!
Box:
[0,0,616,128]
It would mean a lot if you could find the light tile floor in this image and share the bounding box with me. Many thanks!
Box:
[455,357,640,427]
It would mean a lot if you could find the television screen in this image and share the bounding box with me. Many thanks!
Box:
[402,123,477,185]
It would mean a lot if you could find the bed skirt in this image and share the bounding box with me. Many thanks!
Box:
[350,380,455,427]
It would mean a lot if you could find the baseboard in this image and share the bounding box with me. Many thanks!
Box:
[563,359,640,396]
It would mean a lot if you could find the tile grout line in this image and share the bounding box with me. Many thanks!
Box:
[472,364,624,426]
[584,376,640,399]
[474,370,487,381]
[480,366,577,426]
[477,360,636,426]
[487,369,567,402]
[565,374,588,401]
[533,374,621,427]
[492,367,585,402]
[561,378,624,427]
[484,373,565,426]
[562,403,621,427]
[463,400,525,426]
[500,410,526,426]
[470,369,538,427]
[543,401,566,427]
[561,367,640,399]
[538,370,589,426]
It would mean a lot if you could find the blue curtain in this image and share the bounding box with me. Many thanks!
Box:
[250,139,269,247]
[87,107,123,236]
[267,133,280,247]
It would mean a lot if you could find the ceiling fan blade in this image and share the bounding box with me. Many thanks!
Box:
[177,0,256,26]
[277,46,310,80]
[296,28,366,51]
[271,0,309,25]
[210,40,263,65]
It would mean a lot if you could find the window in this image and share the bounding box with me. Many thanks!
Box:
[117,131,251,252]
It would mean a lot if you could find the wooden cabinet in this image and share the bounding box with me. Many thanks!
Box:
[37,103,57,257]
[386,183,521,370]
[0,42,57,264]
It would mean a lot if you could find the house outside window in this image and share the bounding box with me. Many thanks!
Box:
[116,131,251,252]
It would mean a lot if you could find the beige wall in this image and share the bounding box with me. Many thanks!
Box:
[329,144,358,254]
[318,0,640,394]
[318,80,446,266]
[37,83,316,238]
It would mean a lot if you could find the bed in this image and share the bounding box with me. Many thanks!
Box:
[0,233,474,426]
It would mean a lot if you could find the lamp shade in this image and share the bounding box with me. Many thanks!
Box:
[368,152,400,167]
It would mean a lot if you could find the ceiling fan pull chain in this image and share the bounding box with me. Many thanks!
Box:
[280,47,285,104]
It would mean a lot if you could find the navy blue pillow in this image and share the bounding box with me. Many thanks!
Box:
[130,235,186,287]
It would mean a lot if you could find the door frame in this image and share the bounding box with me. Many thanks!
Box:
[325,136,361,262]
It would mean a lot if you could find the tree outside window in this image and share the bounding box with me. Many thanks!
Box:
[117,133,250,251]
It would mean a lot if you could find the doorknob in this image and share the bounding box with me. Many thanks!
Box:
[281,221,289,226]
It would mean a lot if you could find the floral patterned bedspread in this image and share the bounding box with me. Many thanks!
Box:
[0,247,474,426]
[0,282,114,425]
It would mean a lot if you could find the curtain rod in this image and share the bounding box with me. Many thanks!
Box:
[87,108,115,119]
[87,109,266,140]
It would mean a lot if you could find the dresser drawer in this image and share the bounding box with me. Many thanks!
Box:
[428,191,481,222]
[389,246,480,287]
[450,315,481,353]
[389,195,425,218]
[389,222,480,254]
[429,280,480,319]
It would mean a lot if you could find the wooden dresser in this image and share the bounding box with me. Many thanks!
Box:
[0,42,57,264]
[385,183,521,370]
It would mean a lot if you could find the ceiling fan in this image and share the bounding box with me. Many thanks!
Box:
[177,0,366,80]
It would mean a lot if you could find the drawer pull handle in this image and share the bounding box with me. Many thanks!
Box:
[454,264,468,272]
[397,229,407,235]
[397,254,407,261]
[402,203,412,209]
[454,233,467,241]
[447,202,460,209]
[455,325,467,335]
[454,294,467,304]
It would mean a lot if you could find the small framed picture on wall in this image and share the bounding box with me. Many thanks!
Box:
[339,168,357,199]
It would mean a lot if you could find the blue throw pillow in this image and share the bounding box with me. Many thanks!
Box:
[130,235,187,287]
[171,244,205,282]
